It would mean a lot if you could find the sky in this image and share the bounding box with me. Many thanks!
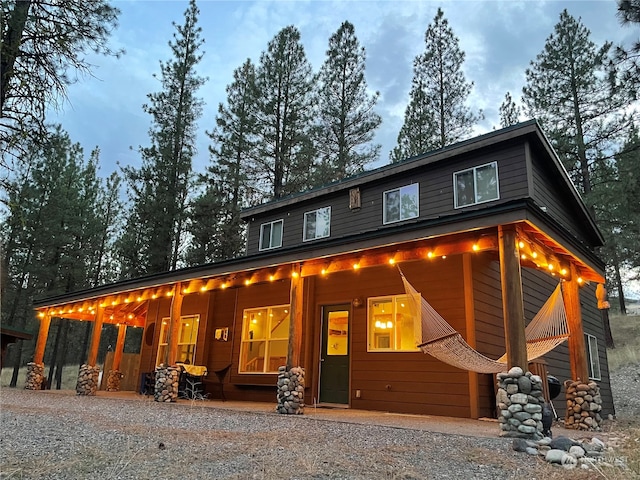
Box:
[49,0,634,177]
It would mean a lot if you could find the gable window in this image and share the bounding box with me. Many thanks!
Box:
[156,315,200,367]
[454,161,499,208]
[304,207,331,241]
[239,305,290,373]
[585,333,601,380]
[260,219,283,250]
[368,294,421,351]
[383,183,419,224]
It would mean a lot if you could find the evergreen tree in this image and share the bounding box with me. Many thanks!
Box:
[522,10,634,196]
[391,8,481,162]
[120,0,205,276]
[499,92,521,128]
[315,21,381,182]
[615,0,640,95]
[253,26,316,199]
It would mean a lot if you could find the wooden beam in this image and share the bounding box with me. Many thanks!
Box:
[33,314,52,364]
[87,306,104,366]
[167,283,183,366]
[112,323,127,372]
[498,225,528,369]
[563,264,589,381]
[286,264,304,369]
[462,253,479,419]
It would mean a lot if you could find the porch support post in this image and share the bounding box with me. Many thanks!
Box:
[33,313,51,365]
[498,225,527,369]
[167,283,183,366]
[563,263,588,381]
[286,264,304,369]
[87,305,104,366]
[462,253,479,419]
[112,323,127,372]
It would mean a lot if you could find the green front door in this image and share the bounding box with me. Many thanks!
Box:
[318,304,350,405]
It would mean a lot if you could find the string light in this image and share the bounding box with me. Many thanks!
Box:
[427,252,434,259]
[472,244,479,252]
[388,258,396,265]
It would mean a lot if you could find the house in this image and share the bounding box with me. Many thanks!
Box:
[30,120,613,420]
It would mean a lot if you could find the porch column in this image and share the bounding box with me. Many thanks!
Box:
[77,306,104,395]
[107,323,127,391]
[286,264,304,369]
[87,305,104,366]
[498,225,527,369]
[167,283,183,366]
[33,313,51,364]
[462,253,479,419]
[563,263,588,381]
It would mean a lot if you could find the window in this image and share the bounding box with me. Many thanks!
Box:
[304,207,331,241]
[155,315,200,367]
[368,295,421,351]
[585,333,601,380]
[383,183,419,224]
[239,305,290,373]
[259,219,283,250]
[454,161,499,208]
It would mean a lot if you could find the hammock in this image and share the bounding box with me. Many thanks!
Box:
[399,269,569,374]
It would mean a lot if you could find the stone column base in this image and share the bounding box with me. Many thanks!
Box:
[564,379,602,431]
[276,366,305,414]
[24,363,45,390]
[154,366,179,402]
[76,364,100,395]
[106,370,123,392]
[496,367,545,440]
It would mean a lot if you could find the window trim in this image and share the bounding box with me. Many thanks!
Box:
[453,161,500,208]
[585,333,602,380]
[239,304,290,374]
[367,294,421,352]
[382,183,420,225]
[259,219,284,251]
[303,206,331,242]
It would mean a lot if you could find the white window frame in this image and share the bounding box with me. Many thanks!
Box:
[367,294,421,352]
[383,183,419,225]
[239,304,290,374]
[453,161,500,208]
[585,333,601,380]
[303,206,331,242]
[155,315,200,367]
[259,219,283,251]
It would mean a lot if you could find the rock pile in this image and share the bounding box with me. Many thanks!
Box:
[276,366,305,414]
[24,363,45,390]
[106,370,123,392]
[496,367,545,440]
[564,379,603,431]
[512,435,624,471]
[76,364,100,395]
[154,366,179,402]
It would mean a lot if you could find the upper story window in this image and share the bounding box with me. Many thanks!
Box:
[454,161,499,208]
[239,305,290,373]
[303,207,331,241]
[259,219,283,251]
[383,183,419,224]
[368,294,421,352]
[585,333,601,380]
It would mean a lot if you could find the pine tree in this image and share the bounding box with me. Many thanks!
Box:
[499,92,521,128]
[120,0,205,276]
[253,26,316,199]
[615,0,640,95]
[315,21,381,182]
[522,9,634,196]
[391,8,482,162]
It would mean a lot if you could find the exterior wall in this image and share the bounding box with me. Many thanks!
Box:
[245,142,529,255]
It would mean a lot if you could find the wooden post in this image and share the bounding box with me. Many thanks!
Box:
[33,313,52,364]
[463,253,479,419]
[87,305,104,366]
[112,323,127,372]
[286,264,304,370]
[167,283,183,366]
[563,264,588,381]
[498,225,528,369]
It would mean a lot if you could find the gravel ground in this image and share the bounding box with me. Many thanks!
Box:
[1,366,638,480]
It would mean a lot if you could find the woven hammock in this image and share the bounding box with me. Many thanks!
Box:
[399,269,569,374]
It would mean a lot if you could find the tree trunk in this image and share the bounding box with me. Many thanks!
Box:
[0,0,32,113]
[9,339,24,387]
[614,262,627,315]
[46,319,62,388]
[54,319,70,389]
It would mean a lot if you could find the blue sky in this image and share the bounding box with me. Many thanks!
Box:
[49,0,632,178]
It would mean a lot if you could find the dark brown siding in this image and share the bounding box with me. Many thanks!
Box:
[245,143,529,255]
